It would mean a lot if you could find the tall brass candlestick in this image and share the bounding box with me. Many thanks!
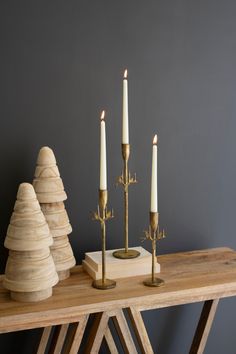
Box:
[113,144,140,259]
[92,190,116,290]
[143,212,165,287]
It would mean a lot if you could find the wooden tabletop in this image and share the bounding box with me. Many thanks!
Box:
[0,247,236,334]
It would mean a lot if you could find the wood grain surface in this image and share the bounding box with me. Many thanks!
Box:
[0,247,236,334]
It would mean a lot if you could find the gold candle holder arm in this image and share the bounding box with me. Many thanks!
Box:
[92,190,116,290]
[113,144,139,259]
[143,212,165,287]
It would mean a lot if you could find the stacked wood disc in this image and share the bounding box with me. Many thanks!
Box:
[33,147,76,280]
[3,183,59,302]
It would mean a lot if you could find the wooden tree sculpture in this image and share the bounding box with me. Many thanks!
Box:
[33,146,76,280]
[3,183,59,302]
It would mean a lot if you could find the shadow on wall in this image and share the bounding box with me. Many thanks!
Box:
[0,144,34,273]
[142,303,203,354]
[0,328,42,354]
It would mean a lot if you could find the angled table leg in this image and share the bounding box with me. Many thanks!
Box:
[112,309,138,354]
[37,326,53,354]
[127,307,154,354]
[189,299,219,354]
[85,312,109,354]
[104,327,119,354]
[48,324,69,354]
[62,315,89,354]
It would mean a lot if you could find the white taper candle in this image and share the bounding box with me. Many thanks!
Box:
[150,134,158,212]
[100,110,107,190]
[122,69,129,144]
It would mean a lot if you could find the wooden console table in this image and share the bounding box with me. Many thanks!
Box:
[0,247,236,354]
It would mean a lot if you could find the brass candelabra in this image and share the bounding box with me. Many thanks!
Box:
[143,212,165,287]
[92,190,116,290]
[113,144,140,259]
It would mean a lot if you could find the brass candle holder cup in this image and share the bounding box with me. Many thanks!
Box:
[113,144,140,259]
[143,212,165,287]
[92,190,116,290]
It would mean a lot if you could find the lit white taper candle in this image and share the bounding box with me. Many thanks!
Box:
[122,69,129,144]
[100,110,107,190]
[150,134,158,212]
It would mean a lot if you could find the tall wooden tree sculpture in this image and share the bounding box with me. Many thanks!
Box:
[3,183,59,302]
[33,146,76,280]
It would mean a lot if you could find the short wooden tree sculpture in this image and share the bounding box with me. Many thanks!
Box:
[33,146,76,280]
[3,183,59,302]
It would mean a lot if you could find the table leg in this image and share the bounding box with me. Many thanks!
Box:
[37,326,53,354]
[62,315,88,354]
[189,299,219,354]
[85,312,109,354]
[85,309,139,354]
[127,307,154,354]
[48,324,69,354]
[104,327,119,354]
[112,309,138,354]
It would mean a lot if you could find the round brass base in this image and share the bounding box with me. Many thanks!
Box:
[143,278,164,287]
[113,249,140,259]
[92,279,116,290]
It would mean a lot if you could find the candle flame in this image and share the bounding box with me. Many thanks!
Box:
[153,134,158,145]
[124,69,128,79]
[100,110,105,120]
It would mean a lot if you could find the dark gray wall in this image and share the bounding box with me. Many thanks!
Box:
[0,1,236,353]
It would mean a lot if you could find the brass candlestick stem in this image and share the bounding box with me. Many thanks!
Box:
[143,212,165,287]
[92,190,116,290]
[113,144,140,259]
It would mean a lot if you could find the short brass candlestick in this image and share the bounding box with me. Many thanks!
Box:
[92,190,116,290]
[143,212,165,287]
[113,144,140,259]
